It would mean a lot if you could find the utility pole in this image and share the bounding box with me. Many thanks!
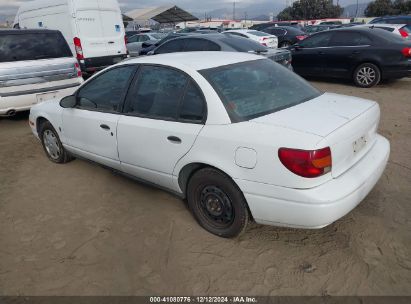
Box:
[233,1,236,20]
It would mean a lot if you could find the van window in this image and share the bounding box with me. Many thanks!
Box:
[0,32,72,63]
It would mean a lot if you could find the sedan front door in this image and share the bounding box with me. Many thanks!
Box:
[291,31,333,76]
[62,65,137,169]
[117,65,206,190]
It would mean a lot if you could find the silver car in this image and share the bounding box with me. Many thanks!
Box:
[127,33,167,57]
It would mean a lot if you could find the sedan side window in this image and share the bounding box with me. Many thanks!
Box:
[125,66,188,120]
[329,32,372,46]
[155,39,185,54]
[184,38,221,52]
[300,32,332,48]
[227,32,248,38]
[179,81,206,122]
[128,35,139,43]
[76,66,135,112]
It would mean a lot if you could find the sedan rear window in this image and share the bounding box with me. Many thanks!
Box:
[200,59,321,121]
[221,35,267,53]
[0,32,72,62]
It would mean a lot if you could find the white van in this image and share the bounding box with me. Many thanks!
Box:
[14,0,128,75]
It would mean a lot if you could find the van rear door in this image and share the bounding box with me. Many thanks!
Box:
[74,0,126,59]
[98,0,127,57]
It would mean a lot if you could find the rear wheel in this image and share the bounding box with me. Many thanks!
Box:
[39,121,72,164]
[353,63,381,88]
[187,168,249,238]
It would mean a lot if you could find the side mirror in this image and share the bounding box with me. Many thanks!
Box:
[60,95,77,108]
[147,50,155,56]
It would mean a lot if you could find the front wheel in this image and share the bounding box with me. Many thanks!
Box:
[187,168,250,238]
[353,63,381,88]
[39,121,72,164]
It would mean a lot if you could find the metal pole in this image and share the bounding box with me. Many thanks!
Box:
[233,1,236,20]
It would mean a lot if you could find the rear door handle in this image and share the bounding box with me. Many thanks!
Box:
[318,51,325,55]
[100,124,110,131]
[352,51,360,54]
[167,136,182,144]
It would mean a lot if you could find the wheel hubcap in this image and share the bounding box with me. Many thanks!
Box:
[357,67,376,86]
[199,186,234,227]
[43,130,61,160]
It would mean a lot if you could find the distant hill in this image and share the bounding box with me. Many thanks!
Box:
[195,0,372,20]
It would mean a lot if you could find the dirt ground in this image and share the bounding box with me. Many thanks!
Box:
[0,79,410,296]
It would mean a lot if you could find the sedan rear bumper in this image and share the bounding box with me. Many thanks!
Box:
[236,134,390,229]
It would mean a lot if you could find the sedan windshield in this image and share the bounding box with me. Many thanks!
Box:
[200,59,322,121]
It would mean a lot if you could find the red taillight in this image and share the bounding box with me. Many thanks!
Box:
[399,29,409,38]
[73,37,84,60]
[296,35,307,41]
[124,35,128,44]
[74,62,82,77]
[401,47,411,57]
[278,147,332,178]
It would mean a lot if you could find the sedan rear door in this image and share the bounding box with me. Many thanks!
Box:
[321,31,373,78]
[117,65,206,190]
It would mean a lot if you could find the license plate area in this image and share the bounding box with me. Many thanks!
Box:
[353,135,368,154]
[36,91,58,103]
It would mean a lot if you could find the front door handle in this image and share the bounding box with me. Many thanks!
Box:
[167,136,182,144]
[318,51,325,55]
[352,51,360,55]
[100,124,110,131]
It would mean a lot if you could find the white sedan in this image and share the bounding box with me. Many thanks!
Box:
[29,52,390,238]
[225,29,278,48]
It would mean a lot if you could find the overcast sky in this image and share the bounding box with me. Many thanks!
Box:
[0,0,266,22]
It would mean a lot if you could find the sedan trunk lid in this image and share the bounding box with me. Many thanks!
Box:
[251,93,380,178]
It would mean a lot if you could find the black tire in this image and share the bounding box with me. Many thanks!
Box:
[39,121,72,164]
[353,63,381,88]
[187,168,250,238]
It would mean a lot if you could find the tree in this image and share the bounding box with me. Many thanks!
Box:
[365,0,411,17]
[277,0,343,21]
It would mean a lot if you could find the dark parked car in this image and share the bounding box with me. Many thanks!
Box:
[370,15,411,30]
[250,22,303,31]
[304,24,340,35]
[139,33,188,55]
[290,27,411,87]
[261,26,308,48]
[151,33,293,69]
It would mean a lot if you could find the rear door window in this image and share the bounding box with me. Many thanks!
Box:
[124,65,188,120]
[0,32,72,62]
[329,32,372,46]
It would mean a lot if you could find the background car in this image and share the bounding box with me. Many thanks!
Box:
[151,33,292,69]
[369,15,411,31]
[357,23,411,39]
[29,52,390,238]
[260,26,308,48]
[224,29,278,48]
[304,24,340,35]
[290,27,411,87]
[0,29,83,116]
[127,33,167,56]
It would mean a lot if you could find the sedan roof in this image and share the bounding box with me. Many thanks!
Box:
[120,51,263,71]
